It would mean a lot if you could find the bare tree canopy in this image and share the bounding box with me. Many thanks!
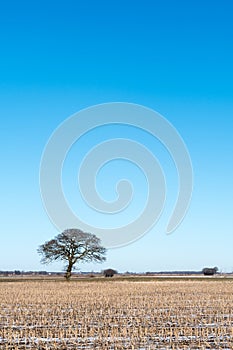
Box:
[38,229,106,280]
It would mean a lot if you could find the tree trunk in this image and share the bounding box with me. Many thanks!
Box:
[65,260,73,280]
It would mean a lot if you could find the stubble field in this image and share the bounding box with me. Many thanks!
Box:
[0,279,233,349]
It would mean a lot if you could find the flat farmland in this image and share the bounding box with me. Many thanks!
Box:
[0,279,233,349]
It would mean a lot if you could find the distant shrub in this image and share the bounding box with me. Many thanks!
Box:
[202,267,218,276]
[103,268,118,277]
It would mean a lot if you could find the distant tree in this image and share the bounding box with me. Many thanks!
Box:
[14,270,21,275]
[202,267,218,276]
[103,268,117,277]
[38,229,106,280]
[38,271,48,275]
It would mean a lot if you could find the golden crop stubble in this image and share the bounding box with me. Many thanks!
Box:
[0,279,233,349]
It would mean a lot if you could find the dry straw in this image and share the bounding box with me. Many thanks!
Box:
[0,280,232,349]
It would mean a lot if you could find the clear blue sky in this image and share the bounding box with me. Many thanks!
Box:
[0,0,232,272]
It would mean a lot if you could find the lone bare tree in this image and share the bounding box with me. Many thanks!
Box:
[38,229,106,280]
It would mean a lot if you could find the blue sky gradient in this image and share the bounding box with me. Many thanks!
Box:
[0,0,232,272]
